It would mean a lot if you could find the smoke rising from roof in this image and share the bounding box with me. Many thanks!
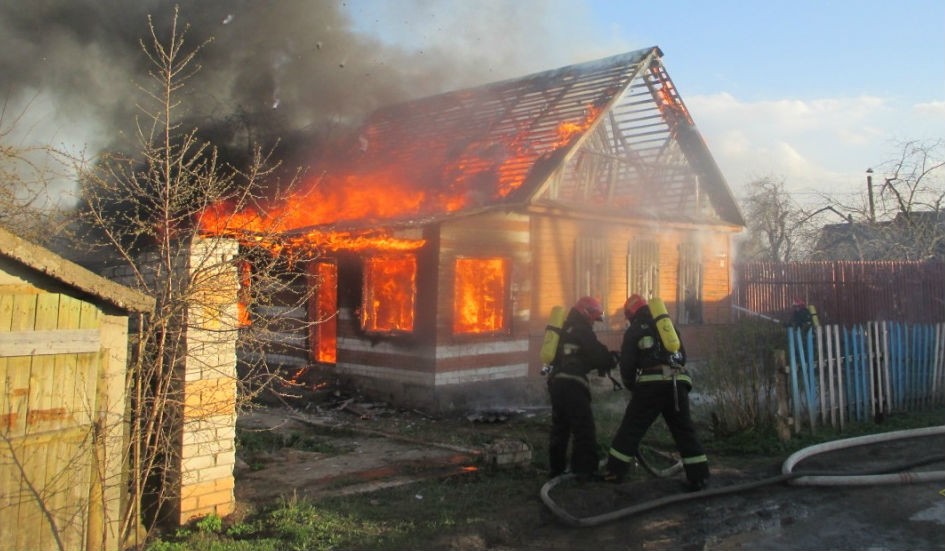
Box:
[0,0,596,166]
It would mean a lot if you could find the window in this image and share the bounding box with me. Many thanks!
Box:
[453,257,508,334]
[627,238,659,300]
[575,236,609,310]
[308,261,338,363]
[677,241,703,324]
[362,254,416,333]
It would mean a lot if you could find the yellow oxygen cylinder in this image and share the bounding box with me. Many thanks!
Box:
[649,298,681,353]
[807,304,820,327]
[539,305,566,365]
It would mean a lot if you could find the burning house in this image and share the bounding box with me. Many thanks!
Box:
[201,46,745,411]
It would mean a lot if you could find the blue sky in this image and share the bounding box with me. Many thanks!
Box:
[344,0,945,207]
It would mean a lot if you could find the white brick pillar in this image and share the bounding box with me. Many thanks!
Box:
[175,237,239,523]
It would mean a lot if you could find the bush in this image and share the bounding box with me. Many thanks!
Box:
[699,320,787,437]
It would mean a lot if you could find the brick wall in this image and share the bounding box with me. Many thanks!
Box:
[177,237,239,523]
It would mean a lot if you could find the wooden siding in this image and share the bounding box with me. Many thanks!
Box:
[434,212,532,379]
[0,293,103,551]
[531,214,734,372]
[733,261,945,325]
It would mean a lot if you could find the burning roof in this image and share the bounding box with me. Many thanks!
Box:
[200,46,743,249]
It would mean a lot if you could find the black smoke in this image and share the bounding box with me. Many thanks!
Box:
[1,0,568,167]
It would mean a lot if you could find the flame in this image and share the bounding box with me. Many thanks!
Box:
[453,258,506,334]
[197,103,603,255]
[362,255,416,332]
[309,261,337,363]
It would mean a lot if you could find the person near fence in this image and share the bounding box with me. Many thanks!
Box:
[602,294,710,491]
[546,296,615,481]
[788,298,813,331]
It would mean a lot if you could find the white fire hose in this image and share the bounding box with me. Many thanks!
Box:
[541,425,945,528]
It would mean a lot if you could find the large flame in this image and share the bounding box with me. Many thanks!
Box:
[309,261,337,363]
[454,257,507,334]
[362,255,416,332]
[196,105,602,255]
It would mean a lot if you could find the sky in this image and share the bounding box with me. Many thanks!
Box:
[2,0,942,212]
[343,0,945,208]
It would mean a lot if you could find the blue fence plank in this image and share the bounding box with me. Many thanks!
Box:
[788,326,801,431]
[785,321,944,433]
[892,322,903,409]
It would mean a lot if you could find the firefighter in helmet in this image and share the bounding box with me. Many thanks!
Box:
[546,296,615,480]
[603,294,710,491]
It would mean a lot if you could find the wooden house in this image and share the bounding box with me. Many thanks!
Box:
[213,46,744,410]
[0,226,153,551]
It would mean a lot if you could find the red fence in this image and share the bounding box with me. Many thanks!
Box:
[733,261,945,325]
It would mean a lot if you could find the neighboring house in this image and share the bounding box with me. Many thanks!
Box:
[812,211,945,261]
[0,225,153,551]
[217,46,745,410]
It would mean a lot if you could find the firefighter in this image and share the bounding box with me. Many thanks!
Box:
[546,296,615,480]
[789,298,814,331]
[603,294,710,491]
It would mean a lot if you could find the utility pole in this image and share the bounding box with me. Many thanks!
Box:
[866,168,875,222]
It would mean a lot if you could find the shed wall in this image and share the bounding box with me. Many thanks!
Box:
[0,288,126,551]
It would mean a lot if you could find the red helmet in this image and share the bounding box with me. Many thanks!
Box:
[574,296,604,322]
[624,294,647,319]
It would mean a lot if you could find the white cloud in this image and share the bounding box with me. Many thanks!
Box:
[685,92,938,206]
[914,100,945,117]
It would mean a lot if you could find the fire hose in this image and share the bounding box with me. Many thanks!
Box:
[540,425,945,528]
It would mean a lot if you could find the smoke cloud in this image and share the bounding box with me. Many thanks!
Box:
[0,0,613,166]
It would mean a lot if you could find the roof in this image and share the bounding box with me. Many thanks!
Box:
[223,47,744,240]
[0,225,154,313]
[813,211,945,261]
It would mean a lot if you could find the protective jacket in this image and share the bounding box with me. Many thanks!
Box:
[619,307,691,389]
[607,304,708,489]
[552,308,614,384]
[547,307,612,477]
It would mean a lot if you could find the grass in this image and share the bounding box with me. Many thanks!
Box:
[148,393,944,551]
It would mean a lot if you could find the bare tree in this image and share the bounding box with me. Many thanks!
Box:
[736,176,818,262]
[813,139,945,261]
[66,8,316,545]
[0,102,71,243]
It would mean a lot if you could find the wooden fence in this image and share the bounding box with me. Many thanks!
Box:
[734,261,945,325]
[786,322,945,433]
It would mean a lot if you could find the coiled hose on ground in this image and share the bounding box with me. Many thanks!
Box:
[541,425,945,528]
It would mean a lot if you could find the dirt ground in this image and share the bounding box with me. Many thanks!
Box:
[234,401,945,550]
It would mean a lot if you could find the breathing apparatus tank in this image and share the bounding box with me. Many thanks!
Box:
[539,305,566,367]
[649,297,681,354]
[807,304,820,327]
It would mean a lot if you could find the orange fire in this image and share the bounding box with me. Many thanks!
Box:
[453,258,507,334]
[309,261,338,363]
[196,104,603,255]
[362,255,417,333]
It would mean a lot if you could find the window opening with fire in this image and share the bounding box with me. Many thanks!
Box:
[237,260,252,328]
[627,238,659,301]
[575,237,610,316]
[362,254,417,333]
[453,257,508,334]
[677,241,703,324]
[308,260,338,363]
